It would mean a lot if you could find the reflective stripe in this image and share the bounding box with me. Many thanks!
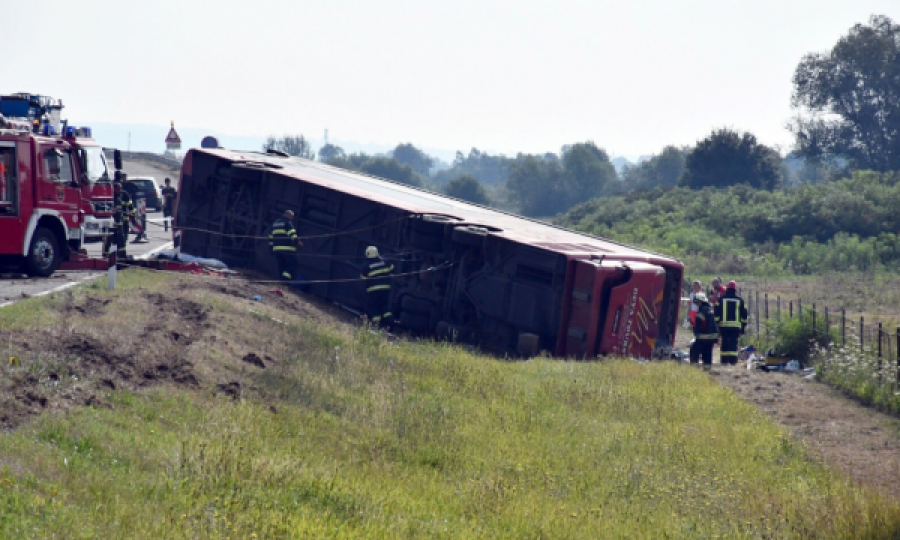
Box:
[272,246,297,252]
[270,228,296,236]
[383,312,392,318]
[367,265,394,277]
[696,333,718,340]
[721,351,739,357]
[720,299,742,328]
[281,271,292,279]
[366,284,391,293]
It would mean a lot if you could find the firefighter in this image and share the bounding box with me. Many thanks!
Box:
[361,246,394,327]
[161,177,176,231]
[690,292,718,366]
[714,281,747,365]
[103,181,130,263]
[268,209,303,282]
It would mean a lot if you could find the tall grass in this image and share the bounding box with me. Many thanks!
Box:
[0,274,898,538]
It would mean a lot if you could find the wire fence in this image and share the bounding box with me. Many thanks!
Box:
[684,280,900,385]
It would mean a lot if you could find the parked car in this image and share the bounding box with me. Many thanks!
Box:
[123,176,163,212]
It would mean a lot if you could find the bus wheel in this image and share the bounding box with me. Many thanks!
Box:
[26,227,61,277]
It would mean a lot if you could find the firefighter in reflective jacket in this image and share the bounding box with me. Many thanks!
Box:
[361,246,394,326]
[714,281,747,365]
[690,292,718,366]
[103,181,130,262]
[269,210,303,281]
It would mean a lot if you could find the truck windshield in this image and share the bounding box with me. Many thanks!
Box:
[82,146,110,184]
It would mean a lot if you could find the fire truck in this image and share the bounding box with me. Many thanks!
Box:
[0,93,114,245]
[0,97,120,277]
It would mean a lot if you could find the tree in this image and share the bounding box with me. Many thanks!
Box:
[621,146,688,191]
[445,174,490,205]
[560,142,618,202]
[433,148,510,186]
[678,129,783,190]
[358,156,421,187]
[790,15,900,171]
[392,143,434,177]
[263,134,315,159]
[507,154,562,216]
[318,143,345,163]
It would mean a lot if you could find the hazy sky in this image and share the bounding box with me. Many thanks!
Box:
[4,1,899,159]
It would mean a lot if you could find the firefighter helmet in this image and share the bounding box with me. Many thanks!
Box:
[693,292,708,304]
[365,246,379,259]
[726,280,737,290]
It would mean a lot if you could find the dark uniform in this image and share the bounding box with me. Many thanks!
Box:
[161,184,176,231]
[103,186,132,262]
[715,288,747,365]
[690,301,718,365]
[269,215,299,281]
[362,256,394,326]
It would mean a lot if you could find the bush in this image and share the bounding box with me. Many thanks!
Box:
[766,313,834,364]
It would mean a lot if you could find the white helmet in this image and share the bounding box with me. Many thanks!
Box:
[365,246,379,258]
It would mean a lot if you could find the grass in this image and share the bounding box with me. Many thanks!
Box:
[0,271,899,538]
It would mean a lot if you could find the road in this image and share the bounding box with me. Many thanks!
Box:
[0,158,180,307]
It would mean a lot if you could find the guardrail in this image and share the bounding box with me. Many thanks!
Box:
[102,149,182,169]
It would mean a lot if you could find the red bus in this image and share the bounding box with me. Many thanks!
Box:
[176,148,684,359]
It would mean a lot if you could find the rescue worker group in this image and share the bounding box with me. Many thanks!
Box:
[688,278,748,366]
[268,209,394,328]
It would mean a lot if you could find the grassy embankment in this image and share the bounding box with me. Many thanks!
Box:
[1,271,899,538]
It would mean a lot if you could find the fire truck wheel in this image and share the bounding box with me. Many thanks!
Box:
[26,227,61,277]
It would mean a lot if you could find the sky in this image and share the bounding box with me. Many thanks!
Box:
[3,1,899,161]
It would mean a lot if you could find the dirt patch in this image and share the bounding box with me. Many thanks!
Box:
[711,366,900,500]
[0,273,358,431]
[242,353,266,369]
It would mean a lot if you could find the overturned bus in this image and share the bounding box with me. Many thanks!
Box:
[174,148,684,359]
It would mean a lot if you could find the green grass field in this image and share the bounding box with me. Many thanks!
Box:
[0,272,898,538]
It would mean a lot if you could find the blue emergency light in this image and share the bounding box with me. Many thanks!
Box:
[65,126,76,137]
[41,124,56,136]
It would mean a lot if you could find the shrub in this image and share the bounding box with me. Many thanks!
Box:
[766,313,834,364]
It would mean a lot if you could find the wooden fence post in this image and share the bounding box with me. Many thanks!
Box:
[842,309,846,347]
[790,300,793,319]
[756,291,760,334]
[896,327,899,386]
[777,297,781,321]
[825,307,830,352]
[812,304,816,337]
[861,316,865,353]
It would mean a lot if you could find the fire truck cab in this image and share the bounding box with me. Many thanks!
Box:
[0,93,114,245]
[0,115,118,276]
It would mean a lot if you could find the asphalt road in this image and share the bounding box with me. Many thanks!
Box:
[0,158,180,308]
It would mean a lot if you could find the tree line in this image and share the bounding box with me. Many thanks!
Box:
[263,15,899,222]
